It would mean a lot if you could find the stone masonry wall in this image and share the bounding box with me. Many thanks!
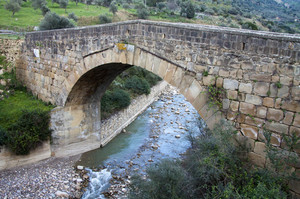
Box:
[17,20,300,194]
[100,81,168,147]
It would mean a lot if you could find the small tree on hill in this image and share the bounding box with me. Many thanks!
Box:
[32,0,46,10]
[109,2,118,15]
[59,0,69,13]
[39,12,75,30]
[71,0,79,6]
[41,4,50,16]
[5,0,21,17]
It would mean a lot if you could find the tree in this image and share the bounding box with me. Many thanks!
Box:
[59,0,68,13]
[180,1,195,19]
[186,1,195,19]
[41,4,50,16]
[5,0,21,17]
[70,0,79,6]
[109,2,118,15]
[86,0,93,9]
[32,0,46,10]
[39,12,75,30]
[99,14,112,24]
[68,12,78,21]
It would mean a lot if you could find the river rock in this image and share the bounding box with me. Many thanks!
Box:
[175,135,181,138]
[55,191,69,198]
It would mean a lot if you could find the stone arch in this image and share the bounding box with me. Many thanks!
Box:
[70,44,222,124]
[50,44,223,157]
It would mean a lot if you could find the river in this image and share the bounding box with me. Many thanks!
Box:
[77,87,206,199]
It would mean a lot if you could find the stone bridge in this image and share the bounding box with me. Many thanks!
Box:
[17,20,300,165]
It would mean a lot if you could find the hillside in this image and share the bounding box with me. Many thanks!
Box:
[0,0,299,34]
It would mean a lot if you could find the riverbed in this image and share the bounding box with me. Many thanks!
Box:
[78,87,205,198]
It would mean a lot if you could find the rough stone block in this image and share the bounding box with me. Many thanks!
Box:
[245,116,264,128]
[271,75,280,82]
[280,76,292,85]
[248,152,265,168]
[283,112,294,125]
[223,79,239,90]
[186,80,202,104]
[222,99,230,109]
[227,111,237,120]
[241,124,258,140]
[203,75,215,86]
[240,102,256,115]
[274,98,281,109]
[277,85,289,98]
[237,69,243,79]
[230,101,239,112]
[263,97,274,107]
[216,77,223,88]
[253,82,270,96]
[254,142,267,157]
[267,108,284,122]
[250,74,271,82]
[245,94,262,105]
[164,63,177,83]
[294,114,300,128]
[227,90,238,100]
[241,61,254,70]
[292,86,300,100]
[270,133,281,146]
[265,121,289,135]
[290,126,300,137]
[219,69,229,77]
[239,83,252,94]
[170,67,183,88]
[238,92,246,101]
[257,106,267,118]
[281,100,300,112]
[269,83,278,97]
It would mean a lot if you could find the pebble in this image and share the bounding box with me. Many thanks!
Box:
[0,155,83,199]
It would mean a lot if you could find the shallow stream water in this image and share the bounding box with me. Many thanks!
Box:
[77,88,205,198]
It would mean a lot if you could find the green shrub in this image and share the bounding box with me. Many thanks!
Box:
[144,72,162,87]
[125,75,150,95]
[99,14,112,24]
[0,126,8,146]
[68,12,78,22]
[101,88,131,118]
[6,110,52,155]
[129,159,191,199]
[137,8,149,19]
[39,12,75,30]
[129,120,291,199]
[242,21,258,30]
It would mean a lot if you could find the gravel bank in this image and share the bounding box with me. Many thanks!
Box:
[0,155,85,199]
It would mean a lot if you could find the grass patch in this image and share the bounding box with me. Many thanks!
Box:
[0,91,54,129]
[0,0,110,29]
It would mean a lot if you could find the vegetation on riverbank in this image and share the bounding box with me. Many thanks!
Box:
[129,120,298,198]
[0,55,54,155]
[101,66,162,119]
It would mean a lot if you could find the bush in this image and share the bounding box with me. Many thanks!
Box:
[39,12,75,30]
[137,8,149,19]
[129,159,191,199]
[6,110,52,155]
[41,4,50,16]
[101,88,131,118]
[129,121,291,198]
[99,14,112,24]
[68,12,78,21]
[0,126,8,146]
[145,72,162,87]
[122,3,130,9]
[125,75,150,95]
[109,2,118,14]
[242,21,258,30]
